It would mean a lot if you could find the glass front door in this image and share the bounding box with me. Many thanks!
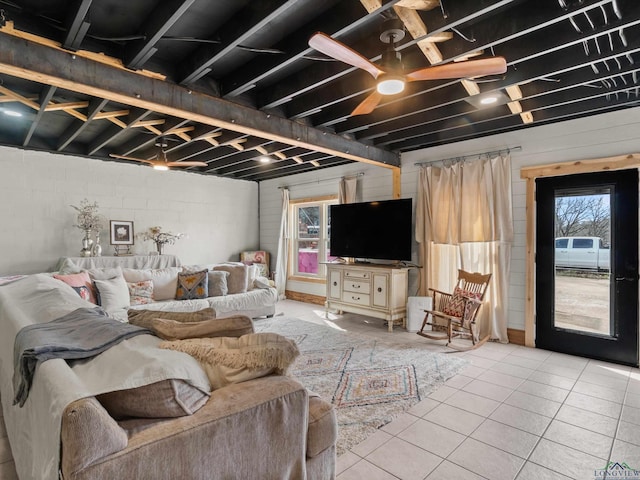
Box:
[536,170,638,366]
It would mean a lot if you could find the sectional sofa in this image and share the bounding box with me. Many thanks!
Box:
[0,271,337,480]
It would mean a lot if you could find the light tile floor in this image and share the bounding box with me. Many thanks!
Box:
[1,299,639,480]
[271,300,640,480]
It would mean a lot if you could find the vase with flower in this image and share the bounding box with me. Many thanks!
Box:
[140,226,183,255]
[71,199,104,257]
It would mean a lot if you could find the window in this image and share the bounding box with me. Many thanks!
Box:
[573,238,593,248]
[555,238,568,248]
[290,197,337,278]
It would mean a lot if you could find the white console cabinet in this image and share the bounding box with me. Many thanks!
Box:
[325,263,409,332]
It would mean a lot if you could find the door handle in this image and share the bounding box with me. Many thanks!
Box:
[615,277,637,282]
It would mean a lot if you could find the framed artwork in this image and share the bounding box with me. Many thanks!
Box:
[110,220,134,245]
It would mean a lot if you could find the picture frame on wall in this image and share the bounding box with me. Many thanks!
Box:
[110,220,134,245]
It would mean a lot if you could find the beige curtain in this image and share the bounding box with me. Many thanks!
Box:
[416,155,513,342]
[274,188,290,300]
[339,176,358,204]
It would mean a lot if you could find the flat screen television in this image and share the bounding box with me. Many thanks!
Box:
[329,198,412,262]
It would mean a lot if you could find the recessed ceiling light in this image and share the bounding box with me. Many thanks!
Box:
[3,109,22,117]
[259,156,271,163]
[480,96,498,105]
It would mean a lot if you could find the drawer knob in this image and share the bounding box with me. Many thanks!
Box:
[377,287,382,293]
[333,281,337,286]
[352,296,360,301]
[352,284,360,289]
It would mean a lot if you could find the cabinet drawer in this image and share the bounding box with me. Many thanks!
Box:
[344,270,370,280]
[342,292,371,306]
[343,279,371,294]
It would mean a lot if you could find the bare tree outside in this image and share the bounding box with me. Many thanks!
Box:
[555,195,610,242]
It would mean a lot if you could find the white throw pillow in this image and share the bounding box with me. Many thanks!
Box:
[94,275,130,313]
[122,267,180,301]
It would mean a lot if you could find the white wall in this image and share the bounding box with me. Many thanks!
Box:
[0,146,259,275]
[259,106,640,330]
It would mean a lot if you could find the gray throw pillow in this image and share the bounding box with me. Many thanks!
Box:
[208,270,229,297]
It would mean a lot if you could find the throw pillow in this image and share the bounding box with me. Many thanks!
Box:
[127,280,154,306]
[442,286,482,318]
[96,379,209,419]
[175,270,209,300]
[122,267,180,301]
[212,263,248,294]
[53,272,97,304]
[207,270,229,297]
[127,308,217,330]
[93,275,130,313]
[149,315,254,341]
[159,333,300,389]
[87,267,124,281]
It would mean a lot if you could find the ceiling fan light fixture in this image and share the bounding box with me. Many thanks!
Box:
[376,75,405,95]
[480,96,498,105]
[153,164,170,171]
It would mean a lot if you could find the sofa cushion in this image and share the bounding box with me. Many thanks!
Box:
[306,392,338,458]
[93,275,130,312]
[212,264,248,294]
[128,307,217,329]
[127,280,154,306]
[53,272,97,304]
[160,333,300,389]
[96,379,209,419]
[122,267,180,301]
[208,270,229,297]
[149,315,254,341]
[175,270,209,300]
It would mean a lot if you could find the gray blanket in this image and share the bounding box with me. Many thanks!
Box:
[13,307,150,406]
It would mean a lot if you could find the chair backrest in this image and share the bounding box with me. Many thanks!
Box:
[456,269,492,301]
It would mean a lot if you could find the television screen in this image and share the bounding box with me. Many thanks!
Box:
[330,198,412,261]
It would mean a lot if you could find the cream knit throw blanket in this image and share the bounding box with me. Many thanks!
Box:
[159,333,300,388]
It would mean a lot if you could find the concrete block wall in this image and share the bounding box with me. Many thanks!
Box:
[0,146,259,275]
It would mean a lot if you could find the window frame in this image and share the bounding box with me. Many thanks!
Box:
[288,195,338,281]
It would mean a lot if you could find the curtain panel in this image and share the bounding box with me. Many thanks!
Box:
[416,155,513,342]
[338,176,358,204]
[274,188,290,300]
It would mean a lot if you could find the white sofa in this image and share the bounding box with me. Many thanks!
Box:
[56,261,278,321]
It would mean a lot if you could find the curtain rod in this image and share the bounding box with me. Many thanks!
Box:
[414,146,522,167]
[278,171,364,189]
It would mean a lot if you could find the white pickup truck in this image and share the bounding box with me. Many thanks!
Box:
[555,236,610,271]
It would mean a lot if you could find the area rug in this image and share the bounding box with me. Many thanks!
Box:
[255,317,468,456]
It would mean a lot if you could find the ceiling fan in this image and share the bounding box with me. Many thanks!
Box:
[308,25,507,116]
[109,138,207,171]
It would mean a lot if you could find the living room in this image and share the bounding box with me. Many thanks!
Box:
[2,1,640,479]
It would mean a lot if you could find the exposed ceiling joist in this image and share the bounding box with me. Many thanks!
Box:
[0,32,399,168]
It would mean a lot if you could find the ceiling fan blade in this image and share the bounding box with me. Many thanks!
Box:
[109,153,155,165]
[166,161,208,167]
[351,91,383,116]
[309,32,385,79]
[405,57,507,82]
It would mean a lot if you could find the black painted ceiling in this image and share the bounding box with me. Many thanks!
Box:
[0,0,638,181]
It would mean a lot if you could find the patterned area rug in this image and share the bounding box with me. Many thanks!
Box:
[255,317,468,456]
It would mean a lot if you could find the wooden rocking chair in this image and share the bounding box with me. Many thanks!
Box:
[417,269,492,351]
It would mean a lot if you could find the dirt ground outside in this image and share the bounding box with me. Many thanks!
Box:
[554,272,610,334]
